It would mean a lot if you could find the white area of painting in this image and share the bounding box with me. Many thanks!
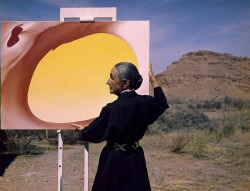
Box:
[113,21,150,95]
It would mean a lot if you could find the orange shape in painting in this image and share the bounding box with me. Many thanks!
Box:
[28,33,138,123]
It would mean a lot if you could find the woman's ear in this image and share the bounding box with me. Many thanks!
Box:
[123,80,130,89]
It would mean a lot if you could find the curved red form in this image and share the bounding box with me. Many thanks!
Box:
[1,21,120,130]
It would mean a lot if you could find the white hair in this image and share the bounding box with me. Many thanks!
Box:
[115,62,143,90]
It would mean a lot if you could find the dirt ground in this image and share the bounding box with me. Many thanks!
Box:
[0,133,249,191]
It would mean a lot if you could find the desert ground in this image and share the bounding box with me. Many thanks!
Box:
[0,130,249,191]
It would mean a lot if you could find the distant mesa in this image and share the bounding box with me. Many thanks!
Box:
[155,50,250,101]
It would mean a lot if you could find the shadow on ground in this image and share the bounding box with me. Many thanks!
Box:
[0,154,17,176]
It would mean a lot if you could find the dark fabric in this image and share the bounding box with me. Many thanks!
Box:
[79,87,168,191]
[106,141,140,152]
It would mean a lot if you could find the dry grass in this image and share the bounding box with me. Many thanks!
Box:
[171,133,191,153]
[141,129,250,191]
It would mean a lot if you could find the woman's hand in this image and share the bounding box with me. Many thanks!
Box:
[149,64,159,88]
[71,124,84,132]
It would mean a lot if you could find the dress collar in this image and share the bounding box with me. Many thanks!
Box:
[117,90,137,100]
[121,89,134,94]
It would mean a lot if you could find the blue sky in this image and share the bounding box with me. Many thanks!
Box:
[0,0,249,74]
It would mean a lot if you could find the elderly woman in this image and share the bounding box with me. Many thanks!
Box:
[72,62,168,191]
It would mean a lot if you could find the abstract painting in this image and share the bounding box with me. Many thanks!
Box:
[1,21,149,129]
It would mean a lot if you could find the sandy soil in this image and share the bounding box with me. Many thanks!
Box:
[0,134,249,191]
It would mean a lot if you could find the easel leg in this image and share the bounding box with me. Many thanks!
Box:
[57,130,63,191]
[84,142,89,191]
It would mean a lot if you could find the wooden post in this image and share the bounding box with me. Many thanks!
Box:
[46,130,49,140]
[57,130,63,191]
[84,142,89,191]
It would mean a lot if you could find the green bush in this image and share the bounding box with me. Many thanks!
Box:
[215,130,224,143]
[197,104,202,109]
[168,97,183,104]
[150,107,212,133]
[208,119,236,143]
[203,100,212,109]
[222,96,250,109]
[191,136,207,158]
[148,99,248,135]
[202,100,222,110]
[0,131,7,152]
[146,124,160,135]
[233,98,243,109]
[222,124,234,137]
[169,108,210,130]
[0,130,45,154]
[212,101,222,110]
[208,126,223,143]
[223,96,232,105]
[188,103,196,110]
[63,130,79,145]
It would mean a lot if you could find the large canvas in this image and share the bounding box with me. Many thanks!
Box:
[1,21,149,130]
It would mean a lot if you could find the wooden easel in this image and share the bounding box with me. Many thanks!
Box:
[58,7,117,191]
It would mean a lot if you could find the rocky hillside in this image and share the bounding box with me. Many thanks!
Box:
[155,50,250,101]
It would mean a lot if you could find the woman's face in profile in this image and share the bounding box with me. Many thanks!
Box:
[106,67,124,96]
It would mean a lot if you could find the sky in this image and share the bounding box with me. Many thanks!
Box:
[0,0,249,74]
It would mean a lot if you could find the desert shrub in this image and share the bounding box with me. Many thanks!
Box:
[215,130,224,143]
[0,131,7,152]
[223,96,233,105]
[168,97,183,104]
[46,130,58,138]
[234,111,249,132]
[239,121,249,132]
[212,101,222,110]
[203,100,212,109]
[63,130,79,145]
[208,120,235,143]
[222,96,250,109]
[197,104,202,109]
[171,134,190,153]
[233,98,244,109]
[147,109,172,134]
[223,110,249,132]
[209,127,224,143]
[169,108,210,130]
[222,124,234,137]
[0,129,80,154]
[188,103,196,110]
[1,130,44,154]
[45,130,79,145]
[191,136,207,158]
[202,99,222,110]
[208,110,248,143]
[149,107,212,133]
[146,124,160,135]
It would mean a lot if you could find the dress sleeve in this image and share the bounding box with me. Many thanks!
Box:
[154,87,169,109]
[147,87,169,124]
[79,105,112,143]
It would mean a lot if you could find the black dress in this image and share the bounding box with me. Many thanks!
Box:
[79,87,169,191]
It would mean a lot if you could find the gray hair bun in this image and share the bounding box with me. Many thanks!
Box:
[134,74,143,90]
[115,62,143,90]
